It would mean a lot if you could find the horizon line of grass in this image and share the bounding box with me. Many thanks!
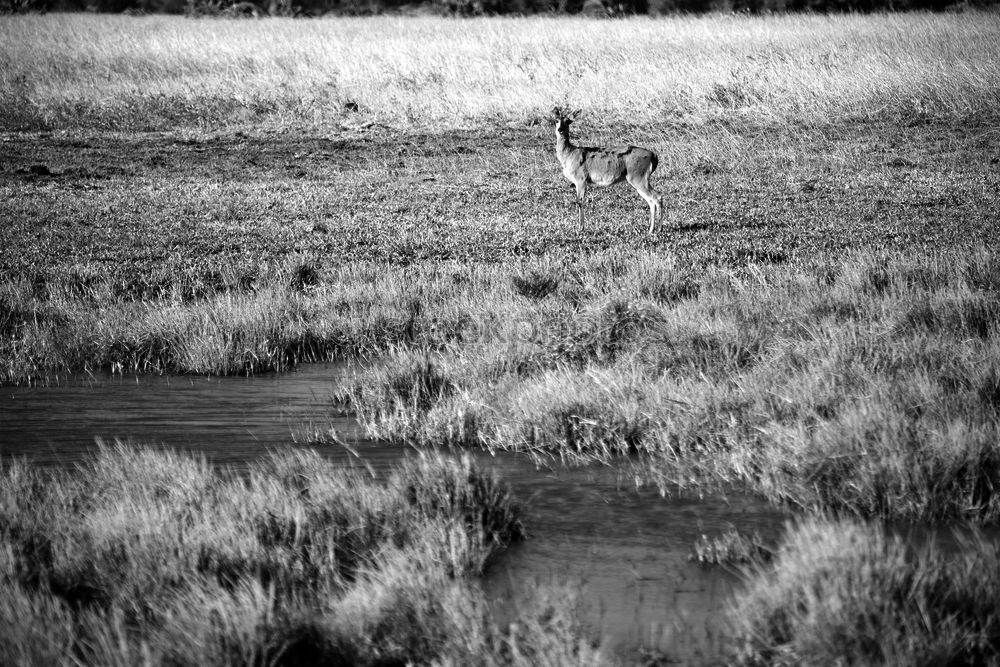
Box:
[2,13,999,132]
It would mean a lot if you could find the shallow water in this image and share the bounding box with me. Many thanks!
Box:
[0,365,373,467]
[0,363,786,662]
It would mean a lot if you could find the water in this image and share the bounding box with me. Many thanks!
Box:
[0,363,785,662]
[0,365,366,467]
[485,474,781,658]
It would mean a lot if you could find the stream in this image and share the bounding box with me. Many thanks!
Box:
[0,363,787,662]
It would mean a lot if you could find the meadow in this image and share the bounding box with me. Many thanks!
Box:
[2,11,1000,664]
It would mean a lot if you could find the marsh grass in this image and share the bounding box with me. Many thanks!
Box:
[727,517,1000,665]
[2,14,999,132]
[336,250,1000,523]
[5,250,1000,522]
[0,443,610,666]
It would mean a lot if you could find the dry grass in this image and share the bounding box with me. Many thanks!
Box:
[2,13,999,131]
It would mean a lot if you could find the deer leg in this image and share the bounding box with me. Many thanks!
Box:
[575,181,587,229]
[647,196,662,234]
[628,173,662,234]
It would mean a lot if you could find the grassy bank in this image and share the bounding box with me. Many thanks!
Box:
[3,13,999,131]
[0,444,607,666]
[335,250,1000,523]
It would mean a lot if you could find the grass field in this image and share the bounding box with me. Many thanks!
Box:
[3,11,1000,665]
[3,13,1000,130]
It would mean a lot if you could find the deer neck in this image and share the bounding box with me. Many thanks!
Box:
[555,127,575,164]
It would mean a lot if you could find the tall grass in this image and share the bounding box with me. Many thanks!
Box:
[727,517,1000,665]
[2,13,999,131]
[0,443,609,666]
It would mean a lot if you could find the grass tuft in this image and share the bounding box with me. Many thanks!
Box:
[512,270,560,301]
[289,261,322,291]
[728,517,1000,666]
[690,528,772,566]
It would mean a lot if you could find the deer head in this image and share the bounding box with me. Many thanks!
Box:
[551,107,581,133]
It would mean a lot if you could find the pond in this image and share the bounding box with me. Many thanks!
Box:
[0,363,786,662]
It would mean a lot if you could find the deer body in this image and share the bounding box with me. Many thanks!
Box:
[553,108,662,233]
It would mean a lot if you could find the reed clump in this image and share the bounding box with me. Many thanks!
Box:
[727,517,1000,665]
[0,443,606,666]
[690,528,772,566]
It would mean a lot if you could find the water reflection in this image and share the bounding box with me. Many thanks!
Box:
[0,364,786,662]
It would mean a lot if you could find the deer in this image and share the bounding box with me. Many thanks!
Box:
[551,107,662,234]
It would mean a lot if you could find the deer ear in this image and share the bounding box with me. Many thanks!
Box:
[568,109,582,121]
